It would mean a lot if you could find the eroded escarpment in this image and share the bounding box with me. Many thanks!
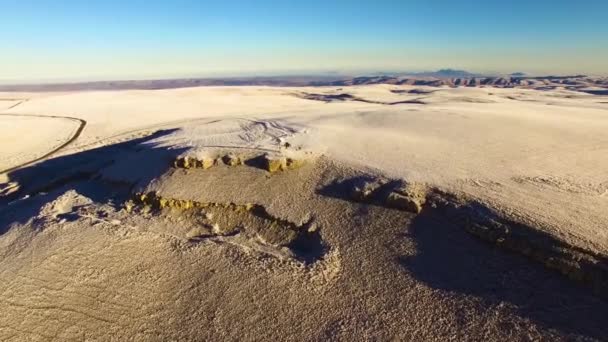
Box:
[3,126,607,299]
[427,191,608,297]
[172,152,309,173]
[126,191,326,264]
[6,128,608,340]
[332,175,608,298]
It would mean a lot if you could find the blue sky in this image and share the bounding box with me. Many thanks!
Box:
[1,0,607,82]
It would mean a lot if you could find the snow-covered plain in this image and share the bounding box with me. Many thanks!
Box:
[2,85,608,251]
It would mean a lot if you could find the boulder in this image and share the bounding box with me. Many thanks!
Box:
[263,154,287,173]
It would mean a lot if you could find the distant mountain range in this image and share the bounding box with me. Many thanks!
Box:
[370,69,479,78]
[310,74,607,95]
[0,71,605,94]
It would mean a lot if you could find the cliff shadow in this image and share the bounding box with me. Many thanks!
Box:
[400,206,608,340]
[0,129,187,234]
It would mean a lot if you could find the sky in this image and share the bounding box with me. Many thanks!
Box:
[1,0,607,82]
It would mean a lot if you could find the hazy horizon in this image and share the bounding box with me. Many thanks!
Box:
[2,1,607,82]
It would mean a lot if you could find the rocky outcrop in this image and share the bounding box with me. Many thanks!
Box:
[263,154,286,173]
[221,153,242,166]
[348,177,428,214]
[350,177,388,202]
[262,154,307,173]
[385,182,428,214]
[173,156,215,169]
[126,191,326,263]
[172,153,308,173]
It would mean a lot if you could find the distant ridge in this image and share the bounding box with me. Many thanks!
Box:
[0,76,346,92]
[431,69,477,78]
[0,72,606,94]
[314,75,608,95]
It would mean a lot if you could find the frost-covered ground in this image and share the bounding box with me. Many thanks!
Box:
[1,85,608,340]
[3,85,607,251]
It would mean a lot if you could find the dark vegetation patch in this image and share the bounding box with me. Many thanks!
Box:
[580,90,608,96]
[390,88,436,95]
[297,92,425,105]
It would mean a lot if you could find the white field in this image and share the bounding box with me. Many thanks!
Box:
[1,85,607,252]
[0,100,21,111]
[0,114,80,172]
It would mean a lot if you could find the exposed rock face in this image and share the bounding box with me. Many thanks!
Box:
[172,153,309,174]
[285,157,306,170]
[263,154,287,173]
[128,191,326,262]
[174,156,215,169]
[262,154,307,173]
[222,153,242,166]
